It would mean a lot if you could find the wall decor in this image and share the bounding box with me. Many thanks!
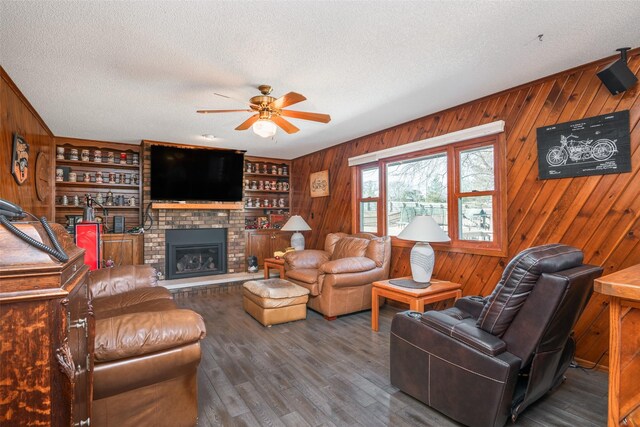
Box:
[11,133,30,185]
[310,169,329,197]
[34,152,51,202]
[537,110,631,179]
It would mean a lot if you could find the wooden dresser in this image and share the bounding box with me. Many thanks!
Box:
[0,222,93,426]
[595,264,640,427]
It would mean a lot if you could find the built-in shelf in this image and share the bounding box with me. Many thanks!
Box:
[57,181,138,188]
[56,205,139,209]
[244,189,290,194]
[151,202,244,210]
[56,159,140,169]
[244,206,290,210]
[245,173,289,178]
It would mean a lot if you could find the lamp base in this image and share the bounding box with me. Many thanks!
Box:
[410,242,435,283]
[291,232,305,251]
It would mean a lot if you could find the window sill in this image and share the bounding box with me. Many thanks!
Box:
[390,236,507,257]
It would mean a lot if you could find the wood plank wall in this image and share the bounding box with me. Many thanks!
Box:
[1,67,55,219]
[291,49,640,368]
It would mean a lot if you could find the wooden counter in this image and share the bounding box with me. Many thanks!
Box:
[594,264,640,427]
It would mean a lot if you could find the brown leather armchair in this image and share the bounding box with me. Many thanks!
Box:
[390,244,603,427]
[284,232,391,319]
[89,265,206,427]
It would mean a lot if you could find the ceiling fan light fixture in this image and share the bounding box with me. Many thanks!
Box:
[253,119,277,138]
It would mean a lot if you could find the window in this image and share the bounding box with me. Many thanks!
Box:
[353,134,506,256]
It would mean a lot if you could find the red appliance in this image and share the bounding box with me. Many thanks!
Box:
[75,222,102,270]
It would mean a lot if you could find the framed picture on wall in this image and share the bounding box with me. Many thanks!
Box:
[11,133,29,185]
[310,170,329,197]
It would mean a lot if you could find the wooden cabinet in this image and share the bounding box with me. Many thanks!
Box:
[246,230,292,268]
[101,233,143,267]
[0,222,93,426]
[54,137,142,233]
[594,265,640,427]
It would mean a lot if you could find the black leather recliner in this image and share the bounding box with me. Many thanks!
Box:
[390,244,603,427]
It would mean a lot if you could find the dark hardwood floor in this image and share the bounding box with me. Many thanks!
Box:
[176,285,608,427]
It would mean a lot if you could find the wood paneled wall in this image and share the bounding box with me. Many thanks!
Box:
[1,67,55,219]
[292,49,640,368]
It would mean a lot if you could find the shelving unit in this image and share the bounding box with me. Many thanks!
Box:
[54,137,143,232]
[244,156,294,269]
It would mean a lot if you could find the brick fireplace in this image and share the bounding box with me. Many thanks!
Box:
[142,142,246,279]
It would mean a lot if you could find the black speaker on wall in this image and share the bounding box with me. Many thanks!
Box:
[113,216,125,234]
[597,48,638,95]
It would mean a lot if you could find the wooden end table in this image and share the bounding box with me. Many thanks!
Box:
[264,257,285,279]
[371,277,462,331]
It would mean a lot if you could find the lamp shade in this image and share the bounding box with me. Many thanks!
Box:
[281,215,311,232]
[252,119,277,138]
[397,216,450,243]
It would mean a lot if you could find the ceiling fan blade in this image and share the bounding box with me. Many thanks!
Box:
[271,116,300,134]
[235,114,260,130]
[279,110,331,123]
[270,92,306,109]
[214,92,259,108]
[197,109,253,114]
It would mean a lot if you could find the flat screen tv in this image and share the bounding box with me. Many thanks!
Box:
[150,145,244,201]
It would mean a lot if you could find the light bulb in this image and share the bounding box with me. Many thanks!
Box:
[252,119,277,138]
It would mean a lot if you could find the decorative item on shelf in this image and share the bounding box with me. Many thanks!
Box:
[278,198,286,208]
[96,171,103,183]
[120,152,127,164]
[263,199,270,208]
[128,196,136,207]
[133,174,139,185]
[246,198,253,208]
[107,151,115,163]
[73,195,80,206]
[93,150,102,162]
[56,168,64,182]
[244,217,258,229]
[244,179,250,190]
[132,153,139,165]
[254,198,261,208]
[124,173,131,185]
[251,180,257,190]
[81,149,90,162]
[68,171,77,182]
[247,256,259,273]
[269,213,288,229]
[258,216,270,229]
[83,172,91,183]
[277,167,283,175]
[246,163,253,173]
[272,198,277,207]
[61,194,69,206]
[56,146,65,160]
[261,164,268,174]
[283,166,288,175]
[393,215,451,288]
[96,193,104,204]
[115,173,121,184]
[108,172,115,184]
[276,182,282,191]
[69,148,79,160]
[281,215,311,250]
[271,180,276,189]
[106,191,114,206]
[271,165,277,174]
[264,181,271,190]
[259,180,264,190]
[282,182,290,191]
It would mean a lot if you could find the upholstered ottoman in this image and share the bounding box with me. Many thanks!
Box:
[243,278,310,326]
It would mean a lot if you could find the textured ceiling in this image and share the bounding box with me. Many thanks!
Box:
[1,1,639,159]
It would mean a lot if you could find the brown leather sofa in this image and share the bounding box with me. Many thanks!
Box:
[390,244,602,427]
[284,232,391,319]
[88,265,206,427]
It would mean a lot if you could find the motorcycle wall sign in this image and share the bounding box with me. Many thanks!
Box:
[536,110,631,180]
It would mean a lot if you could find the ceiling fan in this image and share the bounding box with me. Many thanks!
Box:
[197,85,331,138]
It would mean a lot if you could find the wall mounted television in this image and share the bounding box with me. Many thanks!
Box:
[150,145,245,202]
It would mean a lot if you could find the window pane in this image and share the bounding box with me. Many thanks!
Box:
[361,167,379,198]
[386,154,448,236]
[359,201,377,233]
[459,196,493,241]
[460,146,494,193]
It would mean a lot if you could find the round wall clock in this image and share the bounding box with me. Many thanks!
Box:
[35,151,51,203]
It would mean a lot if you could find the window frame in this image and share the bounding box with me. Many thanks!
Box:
[353,134,507,256]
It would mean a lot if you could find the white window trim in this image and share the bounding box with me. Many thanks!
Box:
[348,120,505,167]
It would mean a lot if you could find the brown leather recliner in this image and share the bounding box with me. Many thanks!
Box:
[284,232,391,319]
[390,244,603,427]
[89,265,206,427]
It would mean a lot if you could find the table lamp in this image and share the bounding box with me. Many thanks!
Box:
[281,215,311,250]
[394,215,450,287]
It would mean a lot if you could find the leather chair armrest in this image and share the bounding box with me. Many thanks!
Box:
[94,309,206,362]
[284,250,330,270]
[454,295,488,319]
[320,257,377,274]
[89,265,159,300]
[421,310,507,356]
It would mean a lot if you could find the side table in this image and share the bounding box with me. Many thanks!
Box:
[371,277,462,331]
[264,257,285,279]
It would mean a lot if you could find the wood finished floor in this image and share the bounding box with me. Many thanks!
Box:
[177,286,608,427]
